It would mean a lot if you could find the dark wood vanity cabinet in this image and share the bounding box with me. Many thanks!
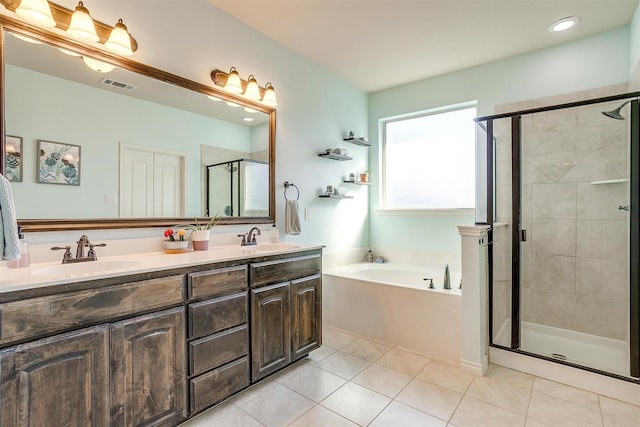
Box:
[186,265,250,414]
[250,253,322,382]
[0,326,111,426]
[111,307,186,426]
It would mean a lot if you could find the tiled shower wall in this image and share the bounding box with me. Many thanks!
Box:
[493,83,630,342]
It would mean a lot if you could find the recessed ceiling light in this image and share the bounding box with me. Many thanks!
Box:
[548,16,580,32]
[242,117,254,122]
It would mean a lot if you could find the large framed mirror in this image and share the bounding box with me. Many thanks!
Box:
[0,16,276,232]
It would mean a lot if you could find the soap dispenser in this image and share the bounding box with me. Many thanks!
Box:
[7,227,30,269]
[270,224,279,243]
[365,248,374,263]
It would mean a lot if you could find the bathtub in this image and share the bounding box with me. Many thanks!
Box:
[322,262,462,363]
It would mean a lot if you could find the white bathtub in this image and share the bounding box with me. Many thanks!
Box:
[323,262,462,363]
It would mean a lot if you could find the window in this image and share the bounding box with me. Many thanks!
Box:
[381,103,476,210]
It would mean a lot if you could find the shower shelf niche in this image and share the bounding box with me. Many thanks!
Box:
[590,179,628,185]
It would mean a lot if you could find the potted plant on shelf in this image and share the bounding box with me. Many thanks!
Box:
[162,228,190,254]
[188,213,222,251]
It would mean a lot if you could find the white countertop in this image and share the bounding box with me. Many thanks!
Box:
[0,243,323,294]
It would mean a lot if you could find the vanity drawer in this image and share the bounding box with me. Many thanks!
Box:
[188,292,247,339]
[189,324,248,376]
[190,356,250,413]
[250,253,321,287]
[0,275,184,345]
[188,265,248,300]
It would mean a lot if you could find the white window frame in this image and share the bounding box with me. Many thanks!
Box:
[378,101,477,215]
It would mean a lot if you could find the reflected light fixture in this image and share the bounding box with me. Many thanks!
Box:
[11,32,43,44]
[244,75,261,100]
[207,95,222,101]
[58,47,81,56]
[104,18,133,56]
[224,67,243,94]
[262,83,278,107]
[15,0,55,28]
[548,16,580,32]
[244,107,258,113]
[82,56,115,73]
[67,1,99,42]
[242,117,254,122]
[226,101,241,108]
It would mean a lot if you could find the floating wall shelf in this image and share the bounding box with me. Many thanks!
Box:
[343,137,371,147]
[343,180,371,186]
[318,194,354,199]
[318,153,352,161]
[590,179,628,185]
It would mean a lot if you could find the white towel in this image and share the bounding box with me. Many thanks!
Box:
[0,174,20,260]
[285,199,301,235]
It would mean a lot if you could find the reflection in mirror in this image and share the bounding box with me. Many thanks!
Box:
[206,159,269,218]
[2,21,275,230]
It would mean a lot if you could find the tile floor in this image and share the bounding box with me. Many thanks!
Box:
[180,326,640,427]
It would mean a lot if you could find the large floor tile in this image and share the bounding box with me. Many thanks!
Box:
[322,327,361,349]
[485,364,535,389]
[316,351,370,379]
[321,382,391,426]
[533,377,599,410]
[272,358,314,384]
[288,405,359,427]
[376,346,431,376]
[450,396,526,427]
[600,396,640,427]
[369,401,447,427]
[241,384,315,427]
[306,345,337,364]
[229,379,278,407]
[527,391,603,427]
[526,418,552,427]
[179,401,240,426]
[181,406,265,427]
[417,359,475,393]
[395,378,462,421]
[281,365,347,402]
[341,337,394,362]
[466,375,531,416]
[352,363,413,398]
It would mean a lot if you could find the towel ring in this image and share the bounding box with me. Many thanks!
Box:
[284,181,299,200]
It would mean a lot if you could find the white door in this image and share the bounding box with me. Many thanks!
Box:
[120,144,186,217]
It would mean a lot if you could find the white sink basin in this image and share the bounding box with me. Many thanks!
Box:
[32,260,139,277]
[241,243,301,253]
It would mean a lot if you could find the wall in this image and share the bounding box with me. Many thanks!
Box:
[368,27,631,260]
[3,0,368,251]
[631,2,640,90]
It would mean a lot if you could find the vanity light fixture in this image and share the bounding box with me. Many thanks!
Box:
[207,95,222,101]
[262,83,278,107]
[11,32,43,44]
[2,0,138,55]
[15,0,55,28]
[67,1,99,42]
[104,19,133,56]
[58,47,81,56]
[548,16,580,32]
[226,101,241,108]
[224,67,243,94]
[82,56,115,73]
[211,68,278,108]
[244,107,258,113]
[244,75,261,100]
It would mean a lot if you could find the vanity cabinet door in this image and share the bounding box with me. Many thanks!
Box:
[110,307,186,427]
[251,282,291,381]
[291,274,322,360]
[0,326,110,427]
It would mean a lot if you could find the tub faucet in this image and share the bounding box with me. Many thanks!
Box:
[443,264,451,290]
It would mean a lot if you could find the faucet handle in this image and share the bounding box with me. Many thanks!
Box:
[237,234,247,246]
[51,246,73,263]
[87,243,106,260]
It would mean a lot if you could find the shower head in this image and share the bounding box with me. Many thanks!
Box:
[601,100,632,120]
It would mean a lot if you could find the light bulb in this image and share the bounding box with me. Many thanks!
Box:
[15,0,56,28]
[244,75,261,100]
[224,67,243,94]
[82,56,115,73]
[105,19,133,56]
[262,83,277,107]
[67,1,99,42]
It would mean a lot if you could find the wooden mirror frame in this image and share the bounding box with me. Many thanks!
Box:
[0,15,276,232]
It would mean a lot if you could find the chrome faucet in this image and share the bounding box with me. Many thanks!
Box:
[238,227,262,246]
[443,264,451,290]
[51,235,106,264]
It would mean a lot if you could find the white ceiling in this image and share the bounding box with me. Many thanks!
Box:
[208,0,639,93]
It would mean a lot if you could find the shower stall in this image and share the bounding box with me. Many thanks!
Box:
[206,158,269,217]
[476,92,640,381]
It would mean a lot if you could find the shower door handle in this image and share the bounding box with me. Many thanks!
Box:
[520,229,527,242]
[619,205,630,212]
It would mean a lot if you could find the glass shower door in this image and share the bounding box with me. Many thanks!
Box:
[519,99,632,376]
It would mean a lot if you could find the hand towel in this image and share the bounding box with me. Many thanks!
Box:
[285,199,301,235]
[0,174,20,260]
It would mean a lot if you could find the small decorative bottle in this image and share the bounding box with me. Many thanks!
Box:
[365,248,374,263]
[7,227,30,269]
[270,224,279,243]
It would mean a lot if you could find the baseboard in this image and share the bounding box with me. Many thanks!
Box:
[460,356,488,376]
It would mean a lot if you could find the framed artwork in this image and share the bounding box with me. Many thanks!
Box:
[5,135,23,182]
[37,140,81,185]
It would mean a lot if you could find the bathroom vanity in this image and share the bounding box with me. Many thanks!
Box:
[0,245,322,426]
